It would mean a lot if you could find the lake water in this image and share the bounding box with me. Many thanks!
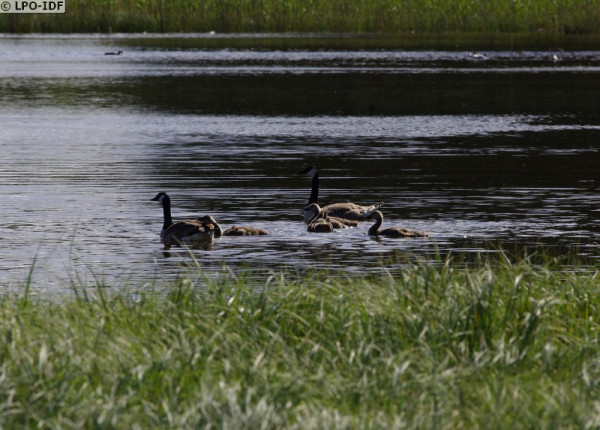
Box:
[1,33,599,292]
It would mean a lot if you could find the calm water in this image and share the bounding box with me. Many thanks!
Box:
[1,33,599,292]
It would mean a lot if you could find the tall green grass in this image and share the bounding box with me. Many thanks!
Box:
[1,254,600,428]
[1,0,598,34]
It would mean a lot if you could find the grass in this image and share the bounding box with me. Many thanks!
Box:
[1,253,600,428]
[1,0,599,34]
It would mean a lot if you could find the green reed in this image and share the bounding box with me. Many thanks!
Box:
[1,0,598,33]
[1,253,600,428]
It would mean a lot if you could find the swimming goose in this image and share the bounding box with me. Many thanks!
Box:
[296,165,383,223]
[151,192,215,246]
[105,50,123,55]
[196,215,270,237]
[365,210,428,238]
[307,216,333,233]
[304,203,359,229]
[305,203,333,232]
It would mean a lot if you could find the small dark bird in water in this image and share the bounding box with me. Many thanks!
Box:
[469,51,488,60]
[104,50,123,56]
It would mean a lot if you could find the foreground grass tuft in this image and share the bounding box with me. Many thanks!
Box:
[1,256,600,428]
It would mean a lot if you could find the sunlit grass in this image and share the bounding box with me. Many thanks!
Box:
[1,0,598,34]
[1,253,600,428]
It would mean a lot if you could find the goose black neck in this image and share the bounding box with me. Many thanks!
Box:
[162,196,173,230]
[368,215,383,236]
[308,172,319,205]
[307,207,324,224]
[213,222,223,238]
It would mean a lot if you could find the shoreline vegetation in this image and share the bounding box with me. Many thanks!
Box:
[2,255,600,427]
[1,0,599,34]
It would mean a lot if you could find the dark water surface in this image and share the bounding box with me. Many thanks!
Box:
[1,33,599,292]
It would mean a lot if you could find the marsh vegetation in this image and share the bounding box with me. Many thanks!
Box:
[2,0,599,34]
[2,254,600,428]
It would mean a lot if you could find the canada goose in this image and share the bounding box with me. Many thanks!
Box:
[307,219,333,233]
[296,165,383,223]
[305,204,333,232]
[307,216,333,233]
[151,192,215,246]
[365,210,428,238]
[304,203,359,229]
[105,50,123,55]
[196,215,270,237]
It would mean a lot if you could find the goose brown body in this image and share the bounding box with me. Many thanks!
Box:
[320,202,381,222]
[162,221,215,246]
[223,226,270,236]
[197,215,270,237]
[308,219,334,233]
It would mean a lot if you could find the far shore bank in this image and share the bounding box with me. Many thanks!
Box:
[1,0,598,35]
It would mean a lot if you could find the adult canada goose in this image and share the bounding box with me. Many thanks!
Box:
[304,203,359,230]
[151,192,215,246]
[105,50,123,55]
[365,210,428,238]
[296,165,383,223]
[197,215,270,237]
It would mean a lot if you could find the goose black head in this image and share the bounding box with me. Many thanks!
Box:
[297,165,318,177]
[151,192,169,204]
[303,203,321,213]
[363,210,382,220]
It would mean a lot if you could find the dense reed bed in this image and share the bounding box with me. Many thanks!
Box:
[1,254,600,428]
[1,0,598,34]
